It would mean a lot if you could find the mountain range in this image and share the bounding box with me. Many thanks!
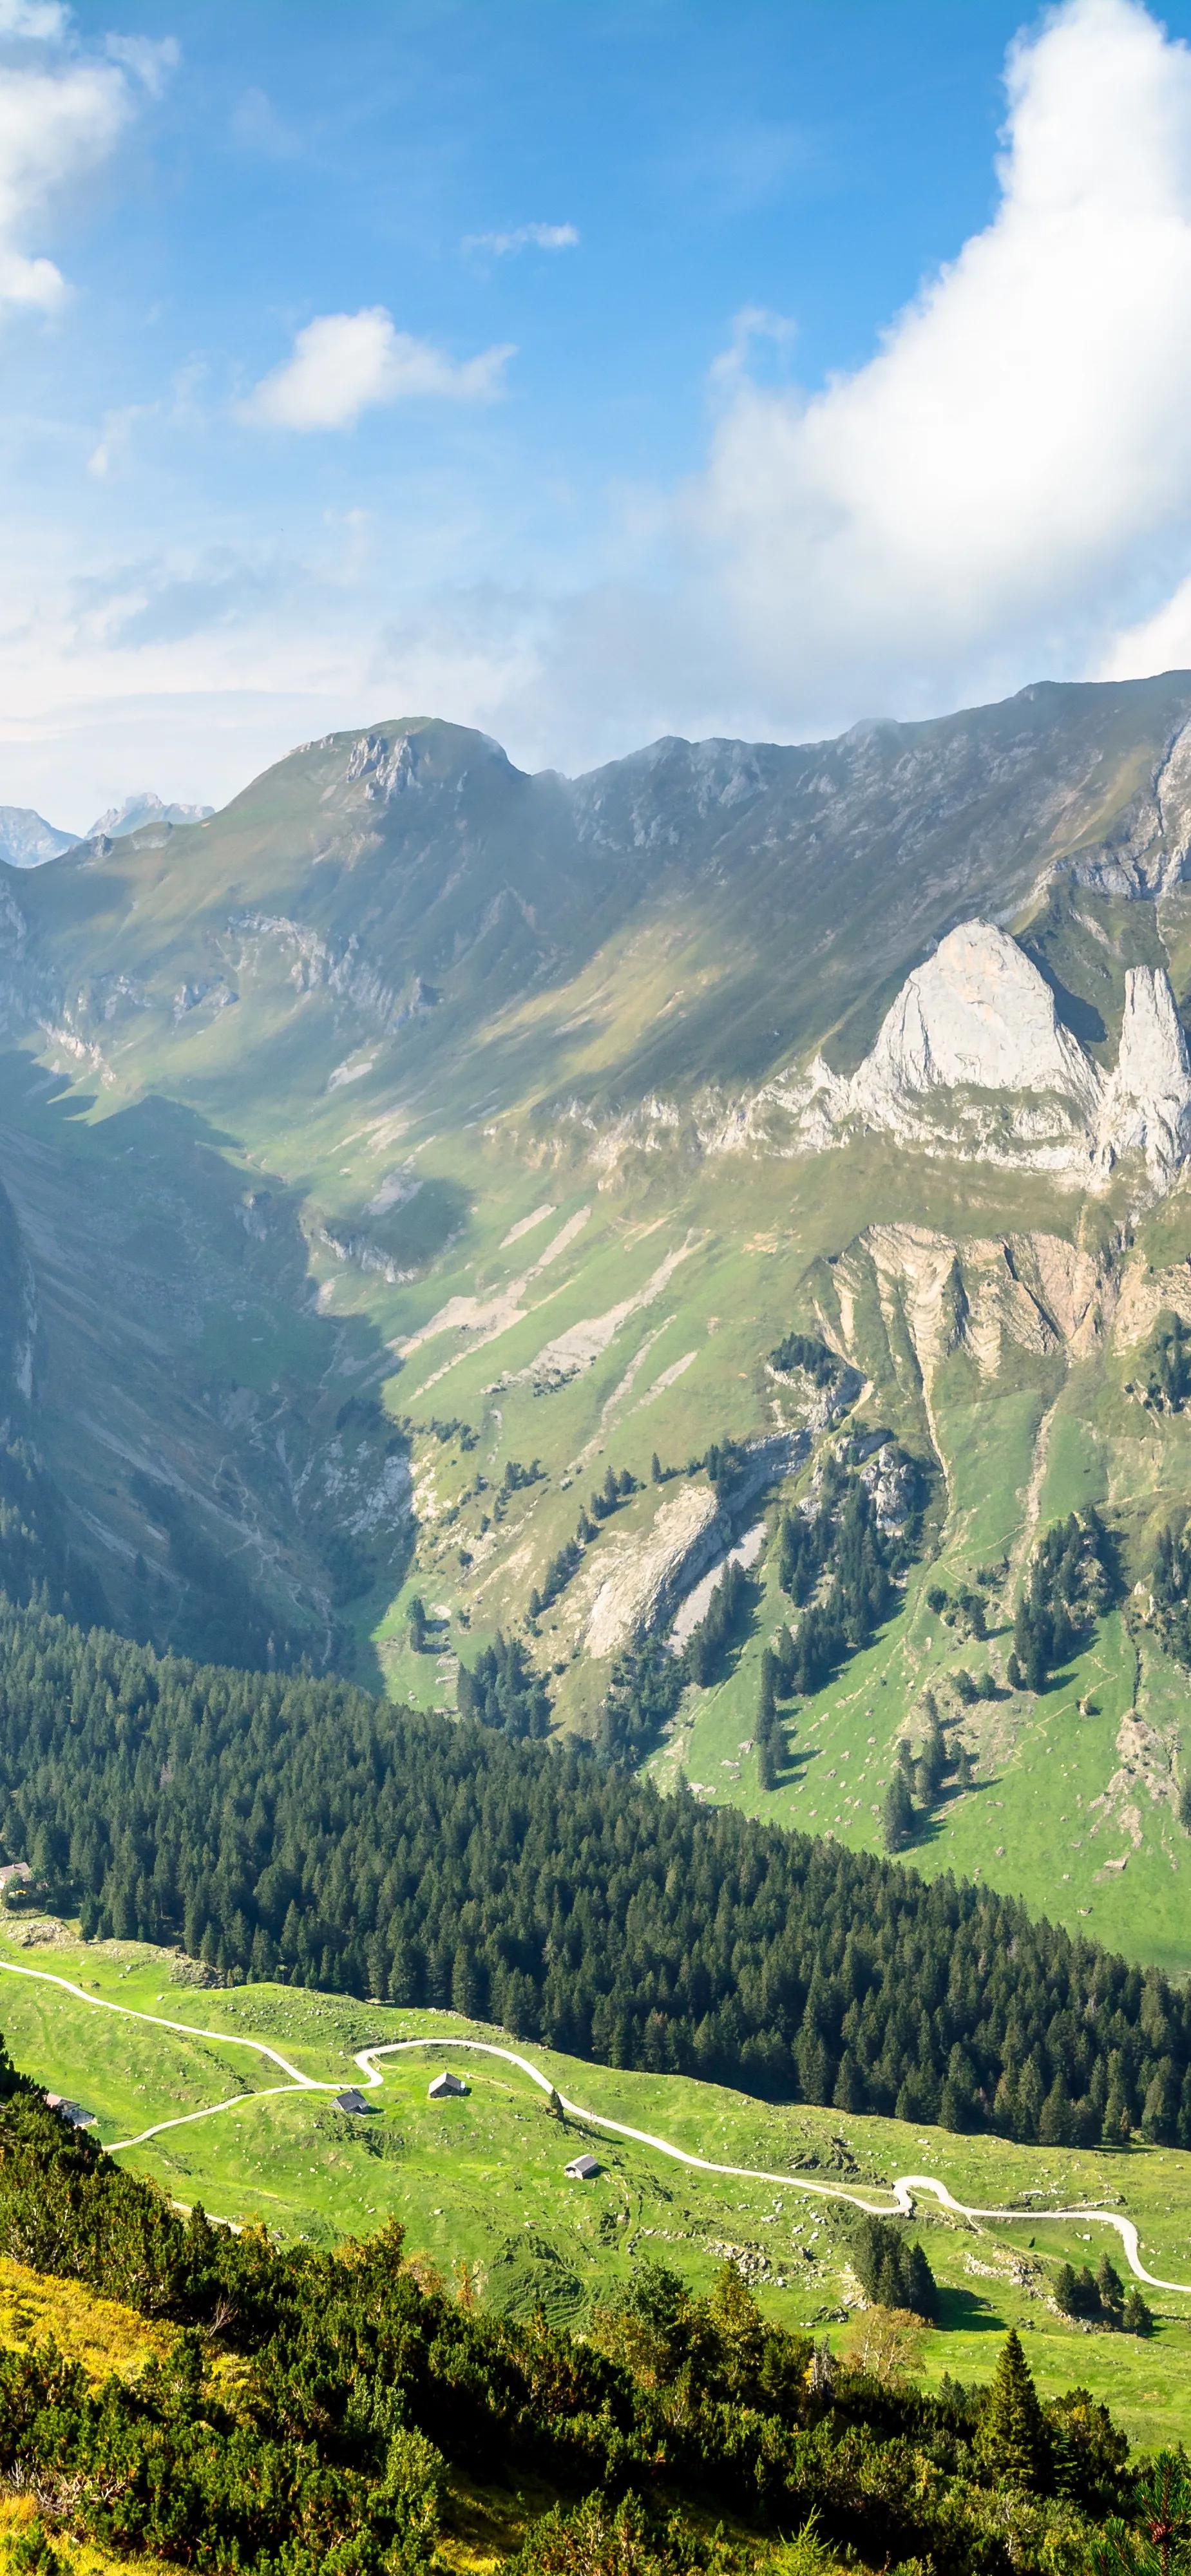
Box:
[0,790,214,871]
[3,671,1191,1975]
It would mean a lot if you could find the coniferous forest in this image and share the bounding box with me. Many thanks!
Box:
[0,2035,1168,2576]
[0,1600,1188,2145]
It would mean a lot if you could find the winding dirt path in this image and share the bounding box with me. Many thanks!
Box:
[3,1962,1188,2295]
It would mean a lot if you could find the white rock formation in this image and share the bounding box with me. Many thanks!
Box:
[1097,965,1191,1180]
[758,919,1191,1195]
[85,791,213,840]
[851,922,1100,1123]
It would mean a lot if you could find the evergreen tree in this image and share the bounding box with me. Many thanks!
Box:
[1040,2074,1074,2145]
[881,1773,915,1853]
[977,2329,1052,2489]
[1053,2261,1080,2317]
[1095,2252,1125,2324]
[1103,2063,1133,2148]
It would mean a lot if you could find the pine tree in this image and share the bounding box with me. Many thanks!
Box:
[1053,2261,1079,2316]
[1095,2251,1125,2322]
[1123,2286,1154,2336]
[939,2043,975,2134]
[1040,2074,1073,2145]
[1103,2063,1132,2148]
[977,2329,1052,2489]
[904,2240,937,2323]
[834,2049,866,2113]
[756,1716,779,1792]
[882,1774,915,1853]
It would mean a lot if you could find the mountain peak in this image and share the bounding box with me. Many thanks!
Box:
[855,920,1098,1110]
[84,790,214,840]
[0,804,75,868]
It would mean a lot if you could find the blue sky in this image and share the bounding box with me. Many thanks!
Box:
[6,0,1191,820]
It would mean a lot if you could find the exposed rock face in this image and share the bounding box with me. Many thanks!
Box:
[770,919,1191,1194]
[1097,966,1191,1180]
[852,923,1098,1117]
[84,790,213,840]
[1060,712,1191,897]
[0,806,74,868]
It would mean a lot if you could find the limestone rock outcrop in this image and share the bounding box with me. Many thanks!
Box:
[772,918,1191,1194]
[1096,965,1191,1181]
[851,922,1099,1122]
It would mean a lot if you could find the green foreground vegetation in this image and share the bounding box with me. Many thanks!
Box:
[1,1927,1190,2447]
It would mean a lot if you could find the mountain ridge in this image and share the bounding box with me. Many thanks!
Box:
[1,673,1191,1969]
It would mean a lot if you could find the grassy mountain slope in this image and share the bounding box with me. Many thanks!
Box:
[1,1924,1188,2444]
[3,680,1191,1956]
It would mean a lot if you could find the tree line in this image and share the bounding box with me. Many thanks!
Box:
[0,2038,1165,2576]
[1,1601,1191,2143]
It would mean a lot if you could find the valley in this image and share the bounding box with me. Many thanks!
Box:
[3,685,1191,1960]
[0,677,1190,2562]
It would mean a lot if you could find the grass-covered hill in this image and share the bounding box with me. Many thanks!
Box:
[2,1925,1190,2447]
[0,1949,1183,2576]
[5,676,1191,1960]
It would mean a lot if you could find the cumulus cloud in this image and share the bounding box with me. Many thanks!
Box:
[671,0,1191,733]
[23,0,1191,819]
[0,3,70,37]
[239,307,515,431]
[462,221,578,257]
[0,4,173,318]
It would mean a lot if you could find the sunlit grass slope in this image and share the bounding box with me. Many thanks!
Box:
[1,1930,1190,2443]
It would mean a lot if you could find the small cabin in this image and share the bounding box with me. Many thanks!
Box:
[428,2070,470,2099]
[44,2092,95,2128]
[335,2088,372,2115]
[564,2152,601,2181]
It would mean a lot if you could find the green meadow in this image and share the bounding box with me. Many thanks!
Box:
[3,1926,1190,2443]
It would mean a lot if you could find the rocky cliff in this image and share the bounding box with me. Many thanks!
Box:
[776,920,1191,1193]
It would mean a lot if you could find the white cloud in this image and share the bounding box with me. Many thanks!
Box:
[104,33,179,99]
[462,221,578,258]
[708,305,796,389]
[0,2,70,38]
[0,10,174,319]
[86,400,146,478]
[22,0,1191,820]
[239,307,515,431]
[667,0,1191,734]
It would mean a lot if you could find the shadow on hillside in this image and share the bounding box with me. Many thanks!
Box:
[911,1776,996,1849]
[0,1048,405,1692]
[933,2282,1008,2337]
